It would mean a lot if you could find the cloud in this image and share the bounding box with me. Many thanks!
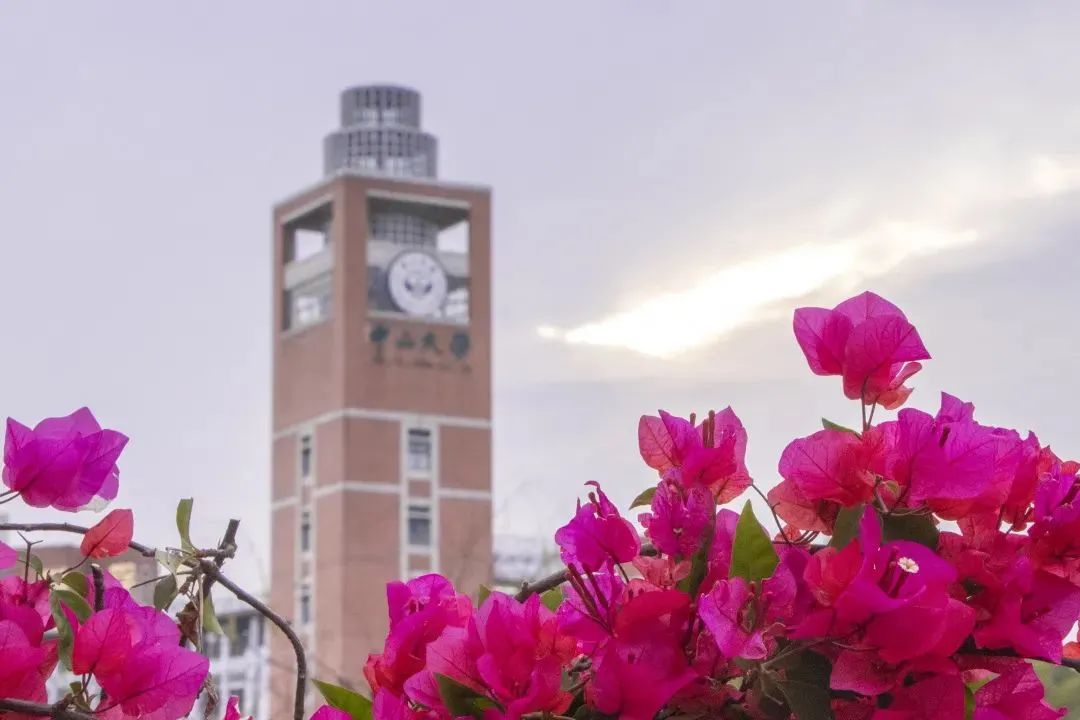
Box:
[1029,155,1080,197]
[537,152,1079,358]
[538,223,976,357]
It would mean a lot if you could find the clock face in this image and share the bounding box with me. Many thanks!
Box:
[387,250,448,317]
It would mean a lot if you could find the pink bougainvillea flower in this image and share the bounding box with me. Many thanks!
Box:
[0,541,15,570]
[793,291,930,408]
[1028,465,1080,584]
[699,545,810,661]
[638,408,751,501]
[966,659,1065,720]
[794,508,973,693]
[3,407,128,512]
[878,407,999,505]
[557,569,624,650]
[554,482,639,572]
[80,508,135,559]
[638,480,714,558]
[72,600,208,720]
[365,574,472,706]
[384,573,473,631]
[767,476,841,534]
[936,517,1077,662]
[0,577,52,630]
[914,394,1038,522]
[586,590,697,720]
[777,429,880,507]
[416,592,575,720]
[972,560,1080,663]
[631,554,688,589]
[0,591,57,709]
[699,577,767,660]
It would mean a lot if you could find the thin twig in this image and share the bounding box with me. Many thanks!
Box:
[0,699,96,720]
[91,565,105,611]
[90,564,108,703]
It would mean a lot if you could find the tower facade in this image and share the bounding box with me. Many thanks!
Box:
[269,85,492,716]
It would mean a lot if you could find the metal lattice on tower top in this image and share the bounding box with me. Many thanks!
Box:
[323,84,438,179]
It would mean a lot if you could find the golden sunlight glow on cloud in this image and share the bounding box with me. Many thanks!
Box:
[537,152,1078,358]
[539,224,977,358]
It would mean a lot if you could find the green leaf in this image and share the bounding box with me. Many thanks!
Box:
[476,584,492,605]
[676,529,713,597]
[153,574,179,611]
[774,647,834,720]
[176,498,195,551]
[540,587,563,612]
[18,552,44,578]
[156,549,183,575]
[49,592,76,669]
[829,504,867,549]
[964,684,976,720]
[52,586,93,622]
[435,673,498,718]
[881,512,939,549]
[202,591,225,635]
[61,571,89,597]
[312,679,373,720]
[729,500,779,582]
[629,486,657,509]
[821,418,859,436]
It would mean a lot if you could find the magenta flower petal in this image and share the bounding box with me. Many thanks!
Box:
[3,408,128,512]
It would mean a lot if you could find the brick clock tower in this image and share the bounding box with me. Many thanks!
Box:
[269,85,492,715]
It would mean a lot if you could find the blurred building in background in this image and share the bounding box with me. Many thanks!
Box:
[201,594,271,720]
[492,534,563,593]
[269,85,492,718]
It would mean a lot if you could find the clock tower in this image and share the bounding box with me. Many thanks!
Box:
[268,85,492,716]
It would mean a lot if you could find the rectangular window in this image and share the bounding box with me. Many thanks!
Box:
[300,509,311,553]
[407,429,432,473]
[283,273,331,331]
[230,616,250,657]
[299,585,312,625]
[300,435,312,479]
[407,504,432,548]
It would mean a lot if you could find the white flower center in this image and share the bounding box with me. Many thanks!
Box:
[897,557,920,574]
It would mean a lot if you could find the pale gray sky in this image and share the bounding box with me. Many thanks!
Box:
[1,2,1078,592]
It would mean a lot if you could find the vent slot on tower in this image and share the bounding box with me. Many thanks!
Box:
[282,202,334,332]
[366,193,470,324]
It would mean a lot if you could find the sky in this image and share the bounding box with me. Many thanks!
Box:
[0,2,1079,594]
